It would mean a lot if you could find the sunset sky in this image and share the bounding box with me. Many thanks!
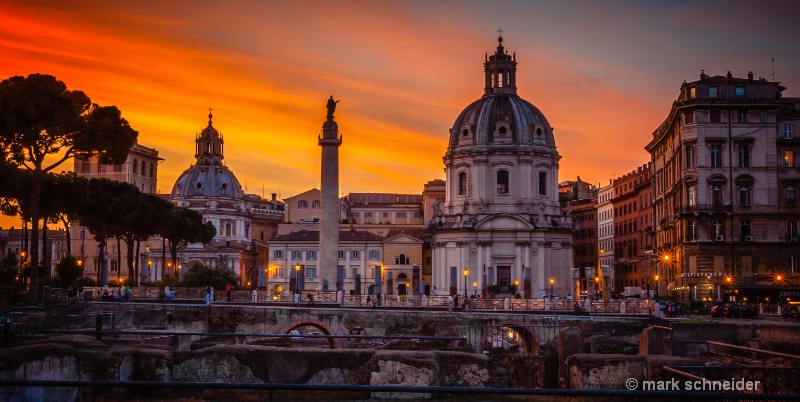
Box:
[1,0,799,227]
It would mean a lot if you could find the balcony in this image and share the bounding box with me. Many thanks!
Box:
[692,203,732,214]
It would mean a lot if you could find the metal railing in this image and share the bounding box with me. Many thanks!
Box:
[0,380,794,401]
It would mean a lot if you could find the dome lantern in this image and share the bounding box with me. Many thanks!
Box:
[195,108,225,166]
[484,33,517,95]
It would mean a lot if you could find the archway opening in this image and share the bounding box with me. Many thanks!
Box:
[286,322,335,349]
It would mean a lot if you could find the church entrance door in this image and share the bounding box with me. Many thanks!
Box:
[497,266,511,293]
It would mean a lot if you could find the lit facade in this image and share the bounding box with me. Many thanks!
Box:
[645,71,800,302]
[432,35,573,298]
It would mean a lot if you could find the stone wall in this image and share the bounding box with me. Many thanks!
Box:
[0,335,494,401]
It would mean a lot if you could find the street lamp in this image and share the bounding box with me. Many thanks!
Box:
[708,285,713,301]
[654,274,660,299]
[549,278,555,298]
[473,281,477,298]
[463,268,468,298]
[295,264,301,292]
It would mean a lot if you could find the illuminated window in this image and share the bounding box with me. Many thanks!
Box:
[784,150,795,167]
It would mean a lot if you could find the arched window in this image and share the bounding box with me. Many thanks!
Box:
[150,163,155,178]
[141,161,146,175]
[225,222,232,237]
[395,254,410,264]
[132,159,138,174]
[497,170,509,194]
[458,172,468,195]
[538,171,548,195]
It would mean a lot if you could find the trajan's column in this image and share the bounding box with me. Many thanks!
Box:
[318,96,342,291]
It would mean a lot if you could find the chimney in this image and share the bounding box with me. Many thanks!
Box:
[700,69,706,80]
[747,71,753,82]
[726,71,732,79]
[271,193,277,201]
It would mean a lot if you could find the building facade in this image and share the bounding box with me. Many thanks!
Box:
[646,71,800,302]
[597,181,615,292]
[612,165,649,292]
[432,35,573,298]
[71,141,162,284]
[566,198,598,298]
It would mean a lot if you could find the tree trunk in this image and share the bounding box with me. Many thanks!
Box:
[26,172,42,305]
[62,217,72,257]
[116,237,122,284]
[42,223,49,277]
[135,240,141,286]
[126,237,135,285]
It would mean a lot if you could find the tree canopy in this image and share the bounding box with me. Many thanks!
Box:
[0,74,138,303]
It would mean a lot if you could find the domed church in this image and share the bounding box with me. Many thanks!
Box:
[154,112,265,284]
[431,35,573,298]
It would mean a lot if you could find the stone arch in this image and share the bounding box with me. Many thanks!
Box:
[483,319,539,355]
[281,319,337,349]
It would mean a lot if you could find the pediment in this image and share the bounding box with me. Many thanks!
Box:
[475,214,534,230]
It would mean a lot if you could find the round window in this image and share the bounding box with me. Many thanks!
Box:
[221,183,228,191]
[536,128,542,137]
[462,129,469,137]
[195,182,203,189]
[499,126,507,135]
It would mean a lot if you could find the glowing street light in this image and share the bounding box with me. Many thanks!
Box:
[463,268,469,298]
[473,281,478,298]
[654,274,660,299]
[549,278,555,298]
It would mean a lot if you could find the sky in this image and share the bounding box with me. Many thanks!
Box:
[1,0,799,228]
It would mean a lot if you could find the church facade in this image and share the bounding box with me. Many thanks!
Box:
[431,36,574,298]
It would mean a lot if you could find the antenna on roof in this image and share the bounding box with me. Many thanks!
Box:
[771,57,775,81]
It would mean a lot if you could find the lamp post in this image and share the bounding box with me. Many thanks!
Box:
[654,274,660,299]
[514,279,519,297]
[178,264,182,282]
[473,281,477,298]
[594,276,600,301]
[463,268,468,298]
[549,278,555,298]
[708,285,713,302]
[725,276,733,302]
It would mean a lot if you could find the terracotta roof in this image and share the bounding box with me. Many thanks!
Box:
[347,193,422,205]
[272,229,385,242]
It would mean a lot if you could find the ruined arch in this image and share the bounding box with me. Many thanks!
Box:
[483,319,539,355]
[281,319,337,349]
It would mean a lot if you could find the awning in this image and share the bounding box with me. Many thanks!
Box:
[666,282,676,291]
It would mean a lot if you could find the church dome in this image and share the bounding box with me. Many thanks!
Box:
[171,164,244,199]
[446,35,556,155]
[170,111,244,200]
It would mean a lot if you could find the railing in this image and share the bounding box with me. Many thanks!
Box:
[2,380,793,401]
[509,299,546,311]
[81,286,664,315]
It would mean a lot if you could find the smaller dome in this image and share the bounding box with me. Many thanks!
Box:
[171,164,244,199]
